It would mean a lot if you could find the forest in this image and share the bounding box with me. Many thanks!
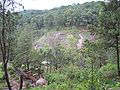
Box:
[0,0,120,90]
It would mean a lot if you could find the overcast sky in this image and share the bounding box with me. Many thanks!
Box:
[21,0,103,10]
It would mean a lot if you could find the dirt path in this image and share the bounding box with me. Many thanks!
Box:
[77,34,84,49]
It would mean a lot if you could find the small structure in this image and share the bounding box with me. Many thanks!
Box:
[42,60,50,72]
[42,61,50,65]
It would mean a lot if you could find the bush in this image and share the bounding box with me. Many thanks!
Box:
[97,64,117,79]
[63,64,89,83]
[45,72,67,84]
[111,82,120,90]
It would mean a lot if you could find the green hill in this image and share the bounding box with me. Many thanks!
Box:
[18,1,101,30]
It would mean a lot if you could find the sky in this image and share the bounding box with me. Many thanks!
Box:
[21,0,103,10]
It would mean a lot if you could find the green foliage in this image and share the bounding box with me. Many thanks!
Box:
[112,82,120,90]
[97,64,117,79]
[29,65,90,90]
[12,25,33,68]
[91,0,120,78]
[46,72,67,84]
[1,0,120,90]
[18,1,101,30]
[63,65,88,82]
[0,63,3,79]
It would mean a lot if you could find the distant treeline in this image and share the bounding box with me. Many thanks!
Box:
[18,1,101,29]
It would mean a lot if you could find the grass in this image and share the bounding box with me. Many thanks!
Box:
[0,63,4,90]
[0,63,3,78]
[28,87,43,90]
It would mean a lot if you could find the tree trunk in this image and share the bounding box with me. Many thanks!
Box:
[115,34,120,76]
[55,63,58,70]
[1,1,12,89]
[19,75,23,90]
[3,64,12,90]
[91,58,96,90]
[99,57,102,68]
[38,64,41,75]
[26,59,29,70]
[91,59,94,89]
[59,59,62,73]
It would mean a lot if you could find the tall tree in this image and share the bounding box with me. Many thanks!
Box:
[13,25,33,70]
[0,0,22,89]
[96,0,120,76]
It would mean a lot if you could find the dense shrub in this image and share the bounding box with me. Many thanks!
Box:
[62,64,89,82]
[45,72,67,84]
[97,64,117,79]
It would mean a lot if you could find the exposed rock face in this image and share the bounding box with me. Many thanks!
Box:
[36,76,48,86]
[33,31,95,50]
[32,31,76,50]
[11,80,19,90]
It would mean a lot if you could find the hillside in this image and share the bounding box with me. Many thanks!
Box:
[17,1,101,47]
[18,1,101,30]
[1,0,120,90]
